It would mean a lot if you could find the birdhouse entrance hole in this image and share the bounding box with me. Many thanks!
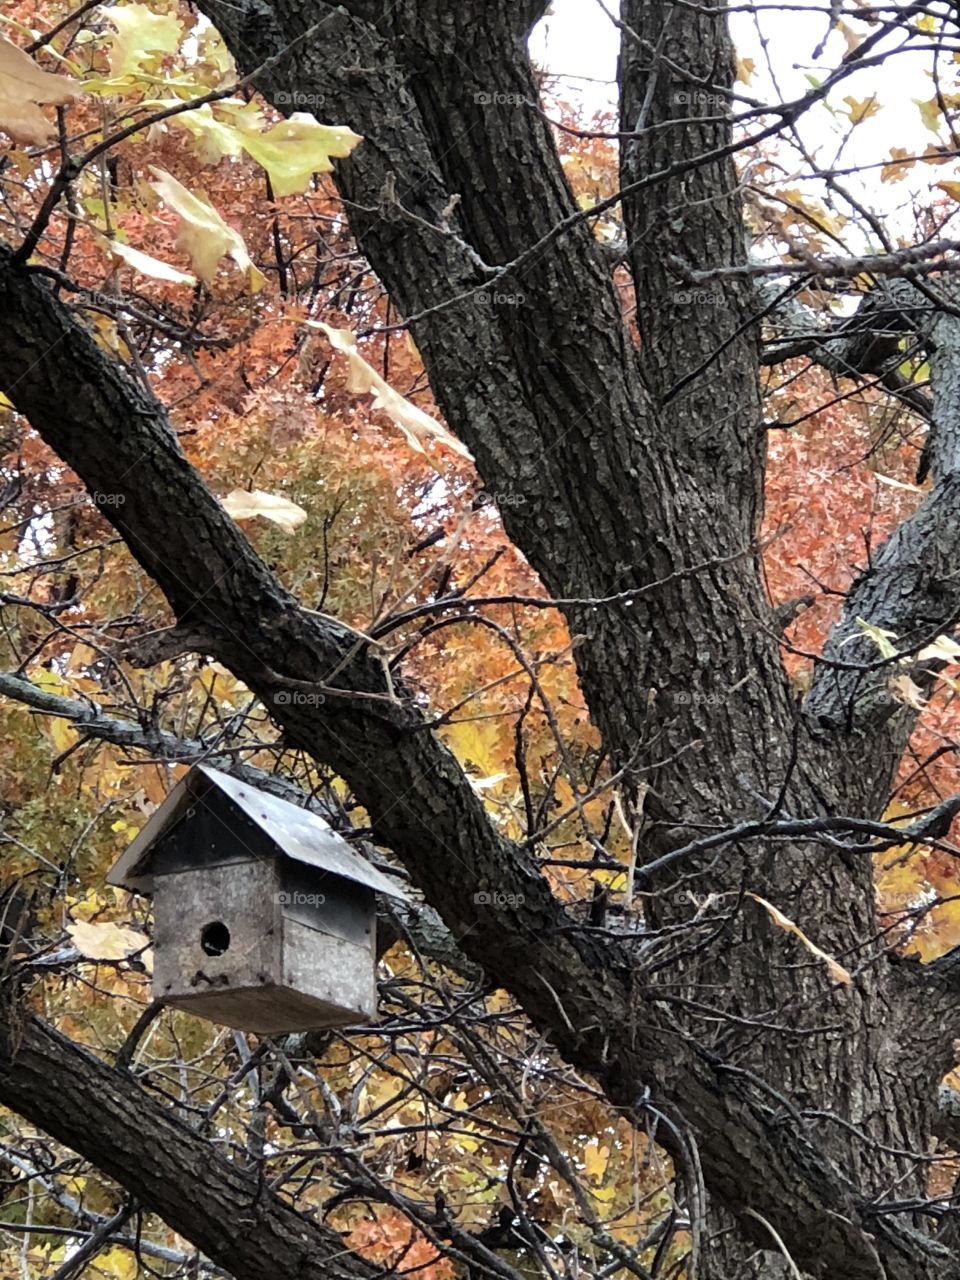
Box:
[200,921,230,956]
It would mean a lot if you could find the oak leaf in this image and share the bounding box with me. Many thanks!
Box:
[0,36,81,146]
[222,488,308,534]
[307,321,472,459]
[148,167,265,291]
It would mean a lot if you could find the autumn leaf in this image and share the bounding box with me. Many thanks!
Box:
[918,635,960,663]
[0,36,81,146]
[851,616,899,659]
[166,101,243,165]
[915,96,942,135]
[221,488,308,534]
[106,2,183,78]
[168,100,362,195]
[97,236,196,286]
[68,919,149,962]
[889,673,926,710]
[842,95,880,124]
[219,102,363,197]
[90,1246,138,1280]
[583,1138,610,1183]
[148,167,266,291]
[305,321,472,459]
[885,148,911,184]
[835,19,862,55]
[748,894,853,986]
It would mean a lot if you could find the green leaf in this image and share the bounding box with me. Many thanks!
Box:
[915,96,942,135]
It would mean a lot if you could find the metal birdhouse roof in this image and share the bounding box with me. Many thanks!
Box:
[106,764,405,899]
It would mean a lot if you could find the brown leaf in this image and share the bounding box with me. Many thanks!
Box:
[0,37,81,146]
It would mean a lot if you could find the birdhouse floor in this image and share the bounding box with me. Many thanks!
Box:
[162,982,371,1035]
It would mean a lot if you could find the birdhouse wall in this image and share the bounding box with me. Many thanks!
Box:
[152,859,282,1015]
[278,861,375,944]
[150,857,380,1033]
[281,916,377,1025]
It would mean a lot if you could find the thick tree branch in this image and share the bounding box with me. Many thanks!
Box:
[0,1011,373,1280]
[806,284,960,731]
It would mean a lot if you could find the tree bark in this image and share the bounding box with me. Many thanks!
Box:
[0,1012,372,1280]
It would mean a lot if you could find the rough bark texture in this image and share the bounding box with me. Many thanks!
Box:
[2,2,960,1279]
[0,1013,373,1280]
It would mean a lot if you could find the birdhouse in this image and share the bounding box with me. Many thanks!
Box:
[107,764,405,1035]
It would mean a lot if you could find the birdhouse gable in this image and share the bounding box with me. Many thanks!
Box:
[107,764,404,899]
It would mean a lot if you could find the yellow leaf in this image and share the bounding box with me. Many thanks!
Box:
[98,235,196,286]
[444,719,502,776]
[842,95,880,124]
[65,642,100,674]
[915,96,942,135]
[221,488,308,534]
[166,100,243,165]
[0,35,81,146]
[583,1139,610,1183]
[305,321,471,459]
[167,100,362,194]
[68,919,148,962]
[918,634,960,663]
[148,167,265,291]
[91,1245,137,1280]
[889,673,926,710]
[106,3,182,78]
[735,56,755,84]
[49,715,75,755]
[219,101,363,197]
[748,893,852,986]
[835,20,862,55]
[88,312,131,359]
[937,180,960,202]
[851,616,899,659]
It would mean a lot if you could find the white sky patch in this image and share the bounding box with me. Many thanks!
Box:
[530,0,960,249]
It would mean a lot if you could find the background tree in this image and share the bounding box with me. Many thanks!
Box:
[2,2,960,1278]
